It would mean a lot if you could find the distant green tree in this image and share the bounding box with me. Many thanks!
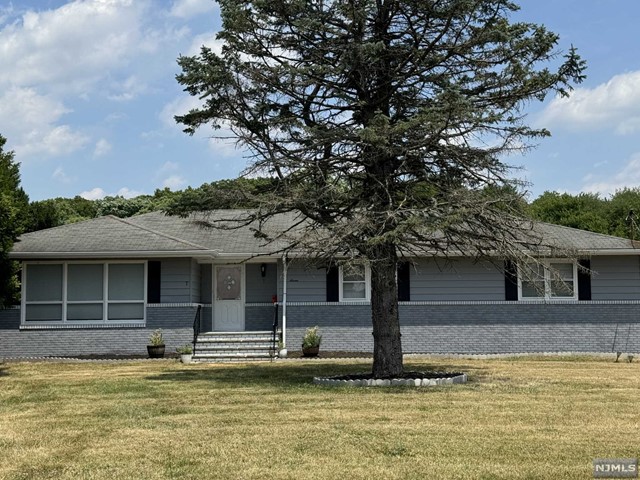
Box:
[0,135,29,306]
[59,196,99,223]
[25,196,99,232]
[25,199,63,232]
[168,177,278,214]
[95,196,155,218]
[606,188,640,239]
[528,191,608,234]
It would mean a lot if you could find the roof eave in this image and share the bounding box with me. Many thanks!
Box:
[578,248,640,256]
[9,250,219,260]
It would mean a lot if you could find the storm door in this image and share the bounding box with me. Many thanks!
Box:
[213,265,245,331]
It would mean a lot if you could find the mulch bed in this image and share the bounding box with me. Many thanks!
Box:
[326,371,463,381]
[285,351,373,359]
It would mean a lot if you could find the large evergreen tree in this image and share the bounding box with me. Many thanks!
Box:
[0,135,28,306]
[174,0,585,376]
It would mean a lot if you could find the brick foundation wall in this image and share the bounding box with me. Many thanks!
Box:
[245,305,277,331]
[0,306,196,358]
[2,302,639,357]
[284,302,640,353]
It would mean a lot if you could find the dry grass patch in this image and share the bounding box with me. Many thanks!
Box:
[0,356,638,479]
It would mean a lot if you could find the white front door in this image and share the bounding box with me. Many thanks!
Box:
[214,265,245,331]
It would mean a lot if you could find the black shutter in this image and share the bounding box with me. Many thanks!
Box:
[504,260,518,301]
[326,265,339,302]
[397,261,411,301]
[147,261,161,303]
[577,259,592,301]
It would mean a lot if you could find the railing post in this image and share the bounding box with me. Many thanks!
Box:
[192,305,202,357]
[271,296,279,360]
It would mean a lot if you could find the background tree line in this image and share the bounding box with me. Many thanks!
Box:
[4,129,640,307]
[528,190,640,240]
[20,184,640,241]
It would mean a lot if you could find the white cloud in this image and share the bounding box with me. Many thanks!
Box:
[0,0,162,158]
[20,125,89,158]
[0,4,14,26]
[79,186,144,200]
[93,138,112,157]
[582,153,640,195]
[185,31,221,56]
[0,87,71,147]
[52,166,73,184]
[158,161,179,174]
[169,0,216,19]
[207,134,239,158]
[79,187,107,200]
[0,0,149,94]
[154,162,186,190]
[162,175,187,190]
[107,75,149,102]
[539,71,640,135]
[116,187,144,198]
[160,94,205,129]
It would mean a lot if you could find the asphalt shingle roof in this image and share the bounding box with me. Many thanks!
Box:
[9,210,639,259]
[11,215,209,255]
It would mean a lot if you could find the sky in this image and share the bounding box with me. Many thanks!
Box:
[1,0,640,202]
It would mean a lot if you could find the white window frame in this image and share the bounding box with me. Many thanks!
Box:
[338,264,371,302]
[517,259,578,301]
[21,260,147,326]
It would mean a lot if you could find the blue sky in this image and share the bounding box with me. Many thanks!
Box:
[1,0,640,201]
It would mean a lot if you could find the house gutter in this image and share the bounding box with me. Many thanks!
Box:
[9,250,220,260]
[282,253,288,349]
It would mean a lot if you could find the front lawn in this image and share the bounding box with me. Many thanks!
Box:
[0,356,637,479]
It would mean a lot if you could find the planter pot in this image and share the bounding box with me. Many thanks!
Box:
[278,348,288,358]
[147,345,165,358]
[180,353,193,364]
[302,346,319,357]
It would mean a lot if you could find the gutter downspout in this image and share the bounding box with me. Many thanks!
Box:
[282,253,288,349]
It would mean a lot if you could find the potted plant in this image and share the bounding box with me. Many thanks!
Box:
[147,329,165,358]
[302,326,322,357]
[176,344,193,364]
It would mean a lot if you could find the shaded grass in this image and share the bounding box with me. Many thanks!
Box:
[0,356,638,479]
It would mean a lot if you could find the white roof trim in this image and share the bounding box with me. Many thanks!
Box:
[10,250,219,259]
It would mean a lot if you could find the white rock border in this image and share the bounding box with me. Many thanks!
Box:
[313,373,467,387]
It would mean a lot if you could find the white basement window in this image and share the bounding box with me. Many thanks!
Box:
[339,263,371,302]
[519,260,577,300]
[22,261,146,325]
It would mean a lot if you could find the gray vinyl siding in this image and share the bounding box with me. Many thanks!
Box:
[160,258,192,303]
[282,260,326,302]
[246,263,278,303]
[190,259,201,303]
[591,256,640,300]
[411,258,504,301]
[200,264,212,304]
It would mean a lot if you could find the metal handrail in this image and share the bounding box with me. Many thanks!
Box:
[192,305,202,356]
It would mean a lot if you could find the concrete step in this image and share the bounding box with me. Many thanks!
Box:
[197,330,277,336]
[196,336,274,344]
[195,343,275,351]
[193,351,275,362]
[192,331,280,362]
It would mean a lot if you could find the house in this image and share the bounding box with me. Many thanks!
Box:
[1,210,640,359]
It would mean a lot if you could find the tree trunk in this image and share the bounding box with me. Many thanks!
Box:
[370,244,403,377]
